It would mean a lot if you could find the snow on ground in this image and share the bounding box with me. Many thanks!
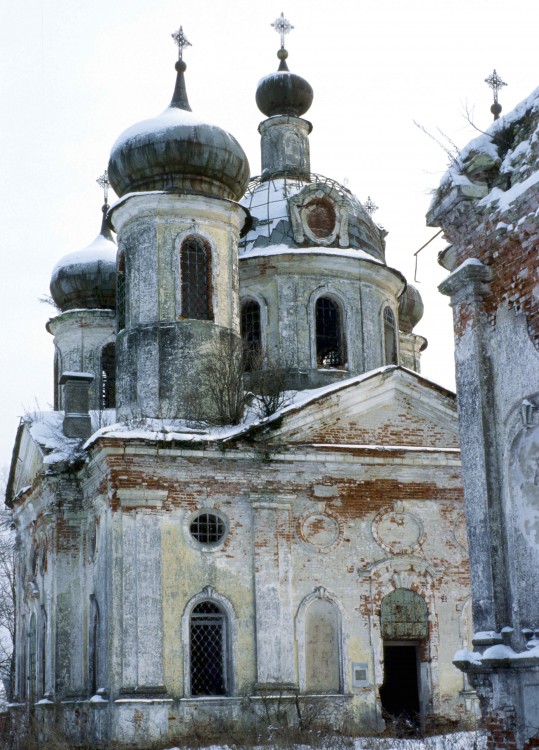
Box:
[162,733,485,750]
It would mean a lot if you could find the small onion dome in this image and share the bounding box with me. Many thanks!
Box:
[256,48,313,118]
[108,58,250,201]
[398,284,424,332]
[50,205,117,312]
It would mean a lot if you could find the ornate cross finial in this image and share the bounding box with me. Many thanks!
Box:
[485,69,507,120]
[271,12,293,49]
[96,170,110,204]
[171,26,192,60]
[364,196,379,215]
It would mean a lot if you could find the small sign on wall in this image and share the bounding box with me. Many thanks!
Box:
[352,662,369,687]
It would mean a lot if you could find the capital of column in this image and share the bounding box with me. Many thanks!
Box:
[438,258,493,306]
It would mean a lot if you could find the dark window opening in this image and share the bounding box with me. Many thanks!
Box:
[241,300,262,369]
[380,644,420,725]
[190,513,226,546]
[384,307,398,365]
[316,297,344,368]
[101,343,116,409]
[181,237,212,320]
[190,601,227,696]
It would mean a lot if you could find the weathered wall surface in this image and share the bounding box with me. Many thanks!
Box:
[429,86,539,749]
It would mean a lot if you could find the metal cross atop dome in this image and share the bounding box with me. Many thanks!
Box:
[96,170,110,204]
[272,12,294,49]
[485,69,507,120]
[364,196,379,215]
[171,26,192,59]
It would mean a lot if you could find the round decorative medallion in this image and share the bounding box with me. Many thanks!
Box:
[298,513,341,551]
[372,508,424,555]
[304,197,336,239]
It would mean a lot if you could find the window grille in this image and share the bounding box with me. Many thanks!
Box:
[316,297,344,367]
[101,343,116,409]
[380,588,428,640]
[181,237,212,320]
[190,601,227,696]
[241,300,262,368]
[41,611,47,697]
[384,307,398,365]
[190,512,226,546]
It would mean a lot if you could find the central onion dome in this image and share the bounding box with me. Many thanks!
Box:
[256,47,313,118]
[50,204,117,312]
[108,28,250,202]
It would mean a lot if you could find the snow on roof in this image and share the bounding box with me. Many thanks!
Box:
[51,233,117,276]
[240,243,384,264]
[431,85,539,216]
[111,106,215,152]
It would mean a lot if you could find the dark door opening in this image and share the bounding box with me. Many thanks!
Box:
[380,644,420,724]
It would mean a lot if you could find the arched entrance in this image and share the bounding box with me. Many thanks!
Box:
[379,588,428,723]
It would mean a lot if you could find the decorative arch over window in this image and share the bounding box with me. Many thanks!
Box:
[241,299,262,368]
[380,588,428,640]
[383,306,398,365]
[182,587,235,698]
[180,236,212,320]
[100,342,116,409]
[315,296,345,368]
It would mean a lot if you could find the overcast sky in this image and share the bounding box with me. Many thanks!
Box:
[0,0,537,474]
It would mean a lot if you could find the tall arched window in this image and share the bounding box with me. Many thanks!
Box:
[316,296,344,367]
[54,349,60,410]
[101,342,116,409]
[28,614,37,702]
[305,598,341,692]
[181,237,212,320]
[190,601,227,696]
[40,609,47,697]
[89,599,100,695]
[241,299,262,368]
[383,307,398,365]
[117,251,126,331]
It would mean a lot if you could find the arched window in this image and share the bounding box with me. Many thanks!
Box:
[316,296,344,368]
[40,609,47,697]
[383,307,398,365]
[181,237,212,321]
[100,342,116,409]
[28,614,37,702]
[190,601,227,696]
[305,598,341,692]
[241,300,262,368]
[54,349,60,410]
[117,251,126,331]
[89,599,100,695]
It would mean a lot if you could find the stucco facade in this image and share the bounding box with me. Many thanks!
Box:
[6,26,474,748]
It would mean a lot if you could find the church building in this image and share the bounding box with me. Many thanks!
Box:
[6,20,473,748]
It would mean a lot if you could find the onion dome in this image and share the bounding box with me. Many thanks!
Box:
[256,47,313,118]
[398,284,424,332]
[108,27,250,202]
[50,204,117,312]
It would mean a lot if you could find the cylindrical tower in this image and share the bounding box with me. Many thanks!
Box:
[48,201,117,410]
[107,28,250,421]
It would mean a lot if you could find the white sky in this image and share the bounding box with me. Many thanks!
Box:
[0,0,537,475]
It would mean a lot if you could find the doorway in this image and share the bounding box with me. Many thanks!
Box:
[380,643,420,722]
